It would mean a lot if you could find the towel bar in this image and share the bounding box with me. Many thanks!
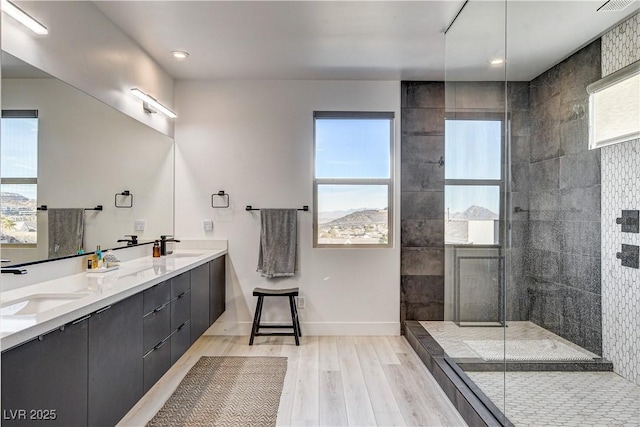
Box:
[246,205,308,211]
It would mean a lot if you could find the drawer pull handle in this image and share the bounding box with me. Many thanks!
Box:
[154,336,170,350]
[71,315,91,325]
[154,302,168,313]
[95,305,112,314]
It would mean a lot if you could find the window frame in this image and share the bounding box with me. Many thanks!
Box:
[444,112,505,246]
[1,110,39,247]
[313,111,395,249]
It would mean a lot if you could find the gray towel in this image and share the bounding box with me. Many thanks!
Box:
[257,209,297,278]
[48,208,85,258]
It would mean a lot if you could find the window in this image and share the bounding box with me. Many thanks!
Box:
[445,117,502,245]
[587,61,639,149]
[313,111,394,248]
[1,110,39,245]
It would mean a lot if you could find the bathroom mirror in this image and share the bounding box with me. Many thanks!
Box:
[1,51,174,266]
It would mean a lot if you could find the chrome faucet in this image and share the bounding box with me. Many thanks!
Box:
[117,235,139,246]
[160,235,180,256]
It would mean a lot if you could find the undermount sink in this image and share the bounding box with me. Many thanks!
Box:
[168,253,203,258]
[0,293,91,316]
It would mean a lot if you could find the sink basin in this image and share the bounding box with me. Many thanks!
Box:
[0,293,91,316]
[168,253,203,258]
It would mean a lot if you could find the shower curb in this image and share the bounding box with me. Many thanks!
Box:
[404,321,513,427]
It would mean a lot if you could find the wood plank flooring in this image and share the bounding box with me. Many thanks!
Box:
[118,335,467,427]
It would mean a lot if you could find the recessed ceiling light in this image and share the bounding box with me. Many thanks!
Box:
[489,58,506,66]
[171,51,189,60]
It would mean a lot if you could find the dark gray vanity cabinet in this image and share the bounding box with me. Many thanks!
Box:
[88,293,143,427]
[210,255,226,325]
[190,262,210,343]
[1,318,89,427]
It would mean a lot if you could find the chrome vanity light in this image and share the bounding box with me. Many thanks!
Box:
[130,88,177,119]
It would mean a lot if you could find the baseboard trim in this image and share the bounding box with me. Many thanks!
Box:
[205,321,400,336]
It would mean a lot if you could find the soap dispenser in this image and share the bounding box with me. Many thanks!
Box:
[153,241,161,258]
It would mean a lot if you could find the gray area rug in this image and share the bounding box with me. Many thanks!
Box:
[147,356,287,427]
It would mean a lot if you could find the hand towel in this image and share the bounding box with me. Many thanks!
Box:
[257,209,297,278]
[48,208,85,259]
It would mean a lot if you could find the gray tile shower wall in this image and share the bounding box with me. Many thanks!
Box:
[525,40,602,355]
[401,82,446,324]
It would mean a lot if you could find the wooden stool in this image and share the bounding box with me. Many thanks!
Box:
[249,287,301,346]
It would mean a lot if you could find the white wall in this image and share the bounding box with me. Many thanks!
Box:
[2,78,174,266]
[175,80,400,335]
[2,2,175,137]
[600,13,640,386]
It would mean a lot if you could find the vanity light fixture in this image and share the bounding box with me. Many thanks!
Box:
[130,88,177,119]
[1,0,48,35]
[171,51,190,60]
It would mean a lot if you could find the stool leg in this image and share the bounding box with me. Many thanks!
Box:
[288,296,300,346]
[249,296,264,345]
[293,297,302,337]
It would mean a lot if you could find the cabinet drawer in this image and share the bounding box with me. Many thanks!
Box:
[143,280,171,314]
[171,271,190,298]
[171,290,191,330]
[143,304,171,354]
[171,321,191,365]
[143,339,171,394]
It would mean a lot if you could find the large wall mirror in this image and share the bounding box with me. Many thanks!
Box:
[1,51,174,266]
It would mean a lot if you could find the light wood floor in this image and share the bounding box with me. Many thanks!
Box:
[118,335,467,427]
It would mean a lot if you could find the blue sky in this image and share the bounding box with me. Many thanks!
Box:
[1,118,39,200]
[315,118,390,212]
[316,119,390,179]
[1,118,38,178]
[445,119,502,213]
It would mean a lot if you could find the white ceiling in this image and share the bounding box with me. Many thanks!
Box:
[94,1,639,82]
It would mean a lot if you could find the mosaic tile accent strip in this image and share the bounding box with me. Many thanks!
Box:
[600,12,640,386]
[601,12,639,77]
[420,321,598,360]
[463,339,594,362]
[467,371,640,427]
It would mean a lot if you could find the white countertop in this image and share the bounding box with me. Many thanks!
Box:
[0,249,226,351]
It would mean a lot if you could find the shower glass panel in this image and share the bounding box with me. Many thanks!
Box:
[441,0,509,422]
[438,2,639,426]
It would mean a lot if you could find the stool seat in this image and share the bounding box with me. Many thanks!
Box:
[253,287,299,297]
[249,287,301,346]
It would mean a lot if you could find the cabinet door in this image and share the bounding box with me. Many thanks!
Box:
[88,294,143,427]
[1,318,89,427]
[209,255,226,325]
[190,262,210,343]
